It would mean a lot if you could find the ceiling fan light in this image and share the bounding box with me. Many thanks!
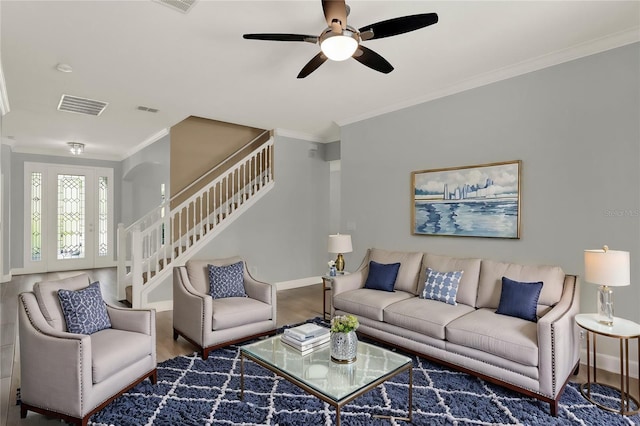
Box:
[320,33,358,61]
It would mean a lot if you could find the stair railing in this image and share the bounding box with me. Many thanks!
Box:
[117,134,274,306]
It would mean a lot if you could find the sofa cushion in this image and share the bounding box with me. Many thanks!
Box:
[421,268,463,305]
[369,249,424,295]
[91,328,152,384]
[208,261,247,299]
[186,257,243,295]
[33,274,91,332]
[419,254,481,307]
[384,297,475,340]
[446,308,539,367]
[364,261,400,292]
[496,277,543,322]
[211,297,272,330]
[58,282,112,335]
[477,260,565,309]
[333,288,414,321]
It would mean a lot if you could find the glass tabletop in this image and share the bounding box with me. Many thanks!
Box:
[241,335,412,402]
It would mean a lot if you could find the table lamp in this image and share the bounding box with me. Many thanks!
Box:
[584,245,630,326]
[328,234,352,273]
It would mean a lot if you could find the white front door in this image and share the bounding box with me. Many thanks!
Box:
[24,163,114,272]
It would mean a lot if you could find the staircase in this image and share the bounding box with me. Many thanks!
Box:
[117,134,274,308]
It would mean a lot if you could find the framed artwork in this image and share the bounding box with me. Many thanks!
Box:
[411,160,521,238]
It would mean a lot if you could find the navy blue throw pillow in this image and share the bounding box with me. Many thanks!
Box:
[58,281,112,335]
[208,261,247,299]
[364,261,401,292]
[496,277,543,322]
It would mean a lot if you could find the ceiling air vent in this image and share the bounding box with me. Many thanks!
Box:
[137,106,159,113]
[57,95,108,116]
[153,0,197,14]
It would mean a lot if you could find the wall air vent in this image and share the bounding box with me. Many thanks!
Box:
[57,95,108,116]
[137,106,159,113]
[153,0,197,14]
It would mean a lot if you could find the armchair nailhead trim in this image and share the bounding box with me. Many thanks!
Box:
[20,295,86,412]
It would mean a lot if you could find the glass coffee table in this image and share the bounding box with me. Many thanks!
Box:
[240,334,413,425]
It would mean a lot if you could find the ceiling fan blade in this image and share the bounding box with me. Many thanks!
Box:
[352,45,393,74]
[243,33,318,44]
[297,52,328,78]
[322,0,347,32]
[359,13,438,40]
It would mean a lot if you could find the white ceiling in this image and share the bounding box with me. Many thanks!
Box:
[1,1,639,161]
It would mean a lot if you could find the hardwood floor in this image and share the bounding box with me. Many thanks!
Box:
[156,283,323,363]
[1,269,637,425]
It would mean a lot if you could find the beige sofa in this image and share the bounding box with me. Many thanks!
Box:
[332,248,580,416]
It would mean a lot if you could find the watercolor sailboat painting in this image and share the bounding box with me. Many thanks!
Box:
[412,161,521,238]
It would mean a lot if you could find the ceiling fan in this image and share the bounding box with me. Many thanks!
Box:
[243,0,438,78]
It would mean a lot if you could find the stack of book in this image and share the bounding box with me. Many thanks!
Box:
[281,323,330,355]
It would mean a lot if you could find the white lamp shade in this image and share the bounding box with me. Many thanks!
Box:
[328,234,352,254]
[584,248,630,287]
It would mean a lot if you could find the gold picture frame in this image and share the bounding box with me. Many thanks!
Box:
[411,160,521,238]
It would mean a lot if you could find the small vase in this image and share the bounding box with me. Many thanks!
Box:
[330,330,358,364]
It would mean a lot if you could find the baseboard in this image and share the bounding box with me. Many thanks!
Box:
[276,276,322,291]
[10,267,42,276]
[580,347,639,379]
[146,300,173,313]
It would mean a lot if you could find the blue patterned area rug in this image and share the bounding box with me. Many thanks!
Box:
[89,326,640,425]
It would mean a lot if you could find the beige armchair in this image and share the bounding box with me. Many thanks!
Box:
[18,273,157,426]
[173,257,277,360]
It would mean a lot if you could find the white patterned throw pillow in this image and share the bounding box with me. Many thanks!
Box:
[421,268,464,306]
[208,261,247,299]
[57,281,112,334]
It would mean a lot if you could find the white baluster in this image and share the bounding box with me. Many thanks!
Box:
[131,226,142,308]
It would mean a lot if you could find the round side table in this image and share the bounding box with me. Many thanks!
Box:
[575,313,640,415]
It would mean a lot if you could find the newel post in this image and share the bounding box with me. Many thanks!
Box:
[116,223,127,301]
[131,225,143,309]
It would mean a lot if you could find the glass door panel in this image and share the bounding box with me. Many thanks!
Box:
[24,163,114,272]
[47,167,94,270]
[56,174,86,260]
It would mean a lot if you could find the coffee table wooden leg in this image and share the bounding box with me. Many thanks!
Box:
[336,404,340,426]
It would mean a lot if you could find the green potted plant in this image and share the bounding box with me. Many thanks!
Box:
[330,314,359,363]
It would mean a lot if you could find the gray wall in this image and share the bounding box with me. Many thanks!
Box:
[192,134,331,282]
[121,134,170,226]
[10,153,122,269]
[341,43,640,359]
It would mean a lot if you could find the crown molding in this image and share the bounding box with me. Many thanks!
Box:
[274,128,332,143]
[121,127,169,160]
[337,27,640,128]
[10,145,122,162]
[1,137,16,148]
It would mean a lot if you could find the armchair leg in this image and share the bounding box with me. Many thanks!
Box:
[150,369,158,385]
[573,364,580,375]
